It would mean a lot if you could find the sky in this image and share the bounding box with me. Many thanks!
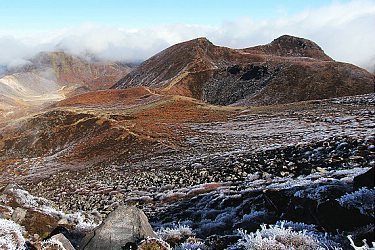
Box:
[0,0,374,71]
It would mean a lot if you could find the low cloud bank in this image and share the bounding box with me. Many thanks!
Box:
[0,0,374,71]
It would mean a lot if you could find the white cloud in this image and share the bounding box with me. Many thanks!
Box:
[0,0,374,71]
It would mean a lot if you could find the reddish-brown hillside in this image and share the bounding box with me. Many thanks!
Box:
[55,87,157,108]
[113,35,373,105]
[0,88,233,175]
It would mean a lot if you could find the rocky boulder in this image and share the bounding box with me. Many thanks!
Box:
[0,184,99,240]
[0,184,61,237]
[80,206,156,250]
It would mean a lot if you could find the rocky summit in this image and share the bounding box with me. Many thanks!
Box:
[113,35,373,106]
[0,36,374,250]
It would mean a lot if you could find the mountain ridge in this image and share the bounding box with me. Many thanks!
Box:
[113,35,373,106]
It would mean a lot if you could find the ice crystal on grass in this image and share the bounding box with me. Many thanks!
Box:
[347,235,375,250]
[0,219,25,250]
[276,221,318,233]
[235,223,334,250]
[138,237,171,250]
[337,188,375,217]
[275,221,343,249]
[174,240,207,250]
[157,224,194,245]
[240,210,267,225]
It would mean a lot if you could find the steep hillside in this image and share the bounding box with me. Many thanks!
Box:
[113,35,373,106]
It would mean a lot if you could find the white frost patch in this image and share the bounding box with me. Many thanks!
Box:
[347,235,375,250]
[157,224,194,243]
[242,167,371,192]
[1,185,101,232]
[236,225,321,249]
[66,211,101,232]
[0,219,26,250]
[235,222,332,250]
[41,237,66,250]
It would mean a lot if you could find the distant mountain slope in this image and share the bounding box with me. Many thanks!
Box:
[0,52,132,118]
[113,35,373,106]
[26,52,132,91]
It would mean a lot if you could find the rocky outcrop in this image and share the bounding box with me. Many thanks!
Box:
[0,184,100,240]
[113,36,373,106]
[80,206,156,250]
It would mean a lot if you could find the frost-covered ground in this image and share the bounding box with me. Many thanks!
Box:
[0,94,373,249]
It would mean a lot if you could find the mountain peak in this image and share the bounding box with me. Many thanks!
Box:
[192,37,212,44]
[174,37,214,50]
[271,35,322,51]
[264,34,332,60]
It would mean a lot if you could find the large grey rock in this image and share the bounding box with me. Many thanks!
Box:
[80,206,156,250]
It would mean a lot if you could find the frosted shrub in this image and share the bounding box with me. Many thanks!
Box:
[275,221,343,249]
[276,221,317,233]
[157,224,194,245]
[138,237,171,250]
[0,219,26,250]
[174,237,208,250]
[336,188,375,217]
[240,210,266,224]
[236,223,328,250]
[174,241,207,250]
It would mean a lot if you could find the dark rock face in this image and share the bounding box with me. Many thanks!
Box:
[203,63,277,105]
[354,167,374,189]
[316,200,371,231]
[80,206,156,250]
[240,65,269,80]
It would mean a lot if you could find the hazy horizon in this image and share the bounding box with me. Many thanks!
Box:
[1,0,374,71]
